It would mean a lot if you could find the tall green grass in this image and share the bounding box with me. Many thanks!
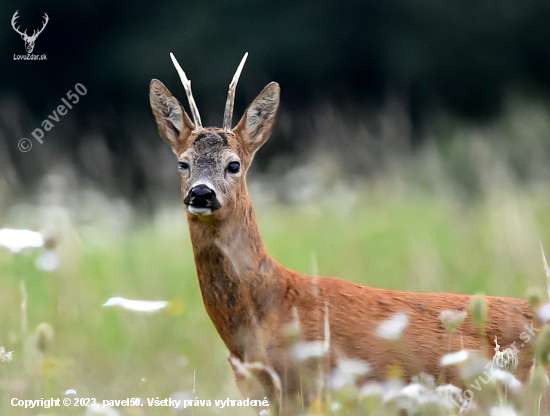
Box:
[1,187,548,414]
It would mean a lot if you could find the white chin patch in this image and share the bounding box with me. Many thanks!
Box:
[187,206,213,216]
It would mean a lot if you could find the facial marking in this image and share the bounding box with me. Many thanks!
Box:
[193,131,229,152]
[189,131,228,182]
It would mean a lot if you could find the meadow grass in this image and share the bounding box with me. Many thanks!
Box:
[0,179,549,415]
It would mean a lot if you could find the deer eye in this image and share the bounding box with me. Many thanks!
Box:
[178,162,189,170]
[227,161,240,174]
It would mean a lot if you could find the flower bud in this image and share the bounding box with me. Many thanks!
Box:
[469,294,487,330]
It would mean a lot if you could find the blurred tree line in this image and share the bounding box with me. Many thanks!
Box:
[0,0,549,205]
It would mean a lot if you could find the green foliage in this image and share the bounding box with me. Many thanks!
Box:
[0,179,549,414]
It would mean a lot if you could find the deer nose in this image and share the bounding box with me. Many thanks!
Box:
[191,185,214,200]
[184,184,220,209]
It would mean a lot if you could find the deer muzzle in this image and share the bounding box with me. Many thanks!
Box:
[184,184,222,216]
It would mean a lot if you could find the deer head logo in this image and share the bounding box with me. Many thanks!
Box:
[11,11,49,54]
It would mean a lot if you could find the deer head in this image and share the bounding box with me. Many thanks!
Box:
[11,11,49,54]
[149,53,280,222]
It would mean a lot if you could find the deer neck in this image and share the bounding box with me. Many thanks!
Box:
[186,192,283,357]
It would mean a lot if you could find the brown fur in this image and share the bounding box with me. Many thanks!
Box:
[149,77,540,414]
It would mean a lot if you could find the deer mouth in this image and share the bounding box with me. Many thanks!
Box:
[187,205,214,216]
[185,202,222,216]
[185,200,221,216]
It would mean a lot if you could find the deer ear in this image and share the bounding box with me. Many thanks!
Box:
[233,82,280,155]
[149,79,194,153]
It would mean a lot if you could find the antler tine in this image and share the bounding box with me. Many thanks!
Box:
[170,52,202,130]
[223,52,248,132]
[11,11,26,36]
[11,10,18,26]
[39,13,49,33]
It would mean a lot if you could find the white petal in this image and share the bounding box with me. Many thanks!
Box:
[489,405,518,416]
[376,311,409,340]
[492,369,522,389]
[0,228,44,253]
[291,340,328,362]
[102,297,168,312]
[538,302,550,323]
[441,350,469,366]
[36,250,60,271]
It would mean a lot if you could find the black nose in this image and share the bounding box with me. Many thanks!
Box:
[191,185,214,200]
[184,184,220,209]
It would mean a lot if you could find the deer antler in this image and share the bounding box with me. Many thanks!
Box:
[11,11,27,37]
[29,13,49,41]
[223,53,248,132]
[170,53,202,131]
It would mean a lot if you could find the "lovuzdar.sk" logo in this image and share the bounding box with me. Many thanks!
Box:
[11,10,48,60]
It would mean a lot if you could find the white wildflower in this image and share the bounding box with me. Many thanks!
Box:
[411,372,436,389]
[0,346,13,364]
[441,350,469,366]
[102,297,168,312]
[436,384,464,406]
[291,340,328,362]
[439,310,467,333]
[36,250,60,271]
[492,368,522,390]
[538,302,550,323]
[376,311,409,340]
[489,404,518,416]
[329,357,370,389]
[460,353,492,379]
[359,382,385,399]
[399,383,431,401]
[384,382,456,412]
[436,384,463,396]
[460,399,477,413]
[0,228,44,253]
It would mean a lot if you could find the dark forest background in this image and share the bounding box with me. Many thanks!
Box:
[1,0,550,210]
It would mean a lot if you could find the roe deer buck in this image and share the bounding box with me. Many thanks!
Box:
[150,53,542,414]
